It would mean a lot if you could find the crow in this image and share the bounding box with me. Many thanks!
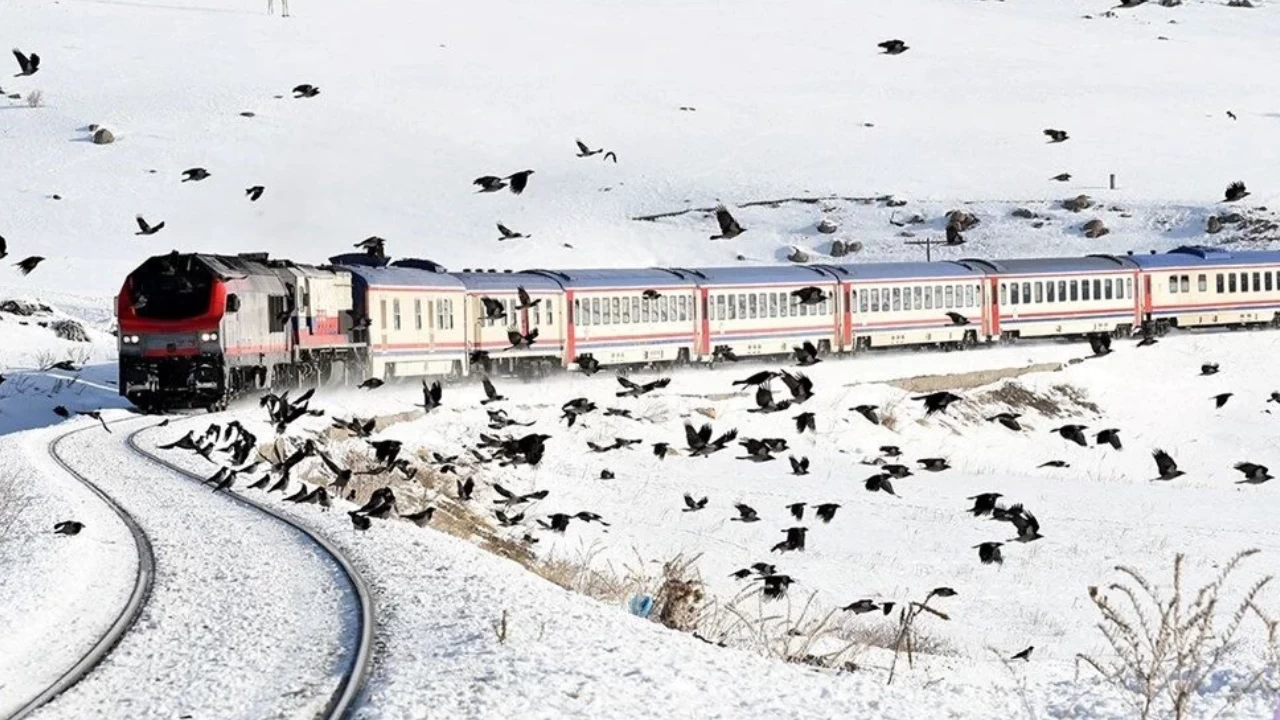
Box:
[539,513,572,533]
[493,222,530,242]
[12,49,39,77]
[574,511,609,526]
[479,297,507,321]
[54,520,84,536]
[457,477,475,502]
[1052,424,1089,447]
[987,412,1022,431]
[181,168,210,182]
[880,445,902,458]
[403,508,435,527]
[53,405,70,418]
[474,176,506,193]
[793,412,816,434]
[1096,428,1122,450]
[851,404,881,425]
[0,235,6,259]
[712,346,740,363]
[1269,391,1280,404]
[1011,646,1034,662]
[709,205,746,240]
[247,475,270,490]
[76,410,111,432]
[599,469,615,480]
[1233,462,1273,484]
[1050,173,1072,182]
[1212,392,1233,409]
[575,354,602,375]
[772,526,808,553]
[685,422,738,457]
[928,587,958,600]
[515,286,541,310]
[616,375,670,398]
[762,574,794,600]
[135,216,165,236]
[946,311,969,326]
[413,380,442,412]
[974,542,1004,565]
[918,457,950,472]
[353,236,386,258]
[683,493,708,512]
[738,438,778,462]
[284,484,309,503]
[292,84,320,98]
[1152,448,1186,481]
[967,493,1003,517]
[494,509,524,527]
[793,341,821,367]
[882,463,912,479]
[1137,329,1156,347]
[878,39,908,54]
[731,503,760,522]
[603,151,617,163]
[507,170,534,195]
[1005,507,1043,542]
[789,455,810,476]
[1039,460,1070,468]
[1227,110,1237,120]
[15,256,44,275]
[786,502,806,521]
[842,599,879,615]
[246,186,265,201]
[317,450,353,489]
[749,384,791,414]
[642,289,662,301]
[1043,129,1069,143]
[913,391,961,415]
[815,503,840,523]
[779,370,814,403]
[506,328,538,350]
[865,474,896,495]
[1224,181,1250,203]
[481,377,504,404]
[791,287,826,306]
[733,370,778,387]
[1201,363,1220,376]
[561,397,597,427]
[575,139,602,157]
[653,442,671,459]
[349,512,372,532]
[358,377,384,390]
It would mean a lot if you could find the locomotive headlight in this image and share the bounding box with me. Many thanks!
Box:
[122,335,140,344]
[200,332,219,342]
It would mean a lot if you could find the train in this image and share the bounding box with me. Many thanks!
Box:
[116,245,1280,410]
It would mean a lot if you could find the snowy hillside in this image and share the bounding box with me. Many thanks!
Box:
[3,0,1280,303]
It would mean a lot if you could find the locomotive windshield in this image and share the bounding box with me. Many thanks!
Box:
[129,254,215,320]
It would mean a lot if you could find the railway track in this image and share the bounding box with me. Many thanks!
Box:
[9,417,373,720]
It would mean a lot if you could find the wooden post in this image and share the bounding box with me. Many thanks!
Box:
[1109,173,1116,190]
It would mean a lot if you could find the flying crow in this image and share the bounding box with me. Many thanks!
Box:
[851,404,881,425]
[878,39,908,54]
[914,391,961,415]
[974,541,1004,565]
[1043,129,1069,143]
[1224,181,1250,202]
[135,216,165,236]
[1152,448,1186,481]
[709,205,746,240]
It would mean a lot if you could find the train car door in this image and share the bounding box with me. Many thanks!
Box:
[988,277,1001,337]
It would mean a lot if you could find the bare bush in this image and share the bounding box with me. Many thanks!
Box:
[26,90,43,108]
[1077,549,1280,719]
[0,473,31,544]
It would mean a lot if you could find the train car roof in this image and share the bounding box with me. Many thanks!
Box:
[1125,246,1280,269]
[448,271,563,292]
[680,264,846,287]
[523,267,698,290]
[958,255,1137,275]
[341,263,465,290]
[834,260,981,280]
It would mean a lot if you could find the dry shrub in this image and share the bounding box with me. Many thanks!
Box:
[879,397,905,432]
[887,363,1062,394]
[26,90,43,108]
[975,380,1100,418]
[0,473,31,544]
[1077,549,1280,719]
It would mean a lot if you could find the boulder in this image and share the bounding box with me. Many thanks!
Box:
[816,218,838,234]
[1219,212,1244,225]
[1062,194,1094,212]
[786,246,811,263]
[1011,207,1036,219]
[829,240,849,258]
[92,127,115,145]
[945,210,980,231]
[907,214,927,225]
[1207,215,1223,235]
[0,299,46,316]
[1082,219,1110,238]
[1031,221,1046,229]
[50,319,91,343]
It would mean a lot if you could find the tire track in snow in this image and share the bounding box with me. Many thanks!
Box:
[4,421,158,720]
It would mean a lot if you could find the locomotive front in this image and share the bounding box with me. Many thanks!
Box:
[117,254,231,410]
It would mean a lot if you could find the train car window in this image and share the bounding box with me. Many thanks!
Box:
[901,287,912,311]
[748,293,757,319]
[969,286,977,308]
[888,288,898,311]
[574,299,584,326]
[414,299,423,329]
[1253,272,1262,292]
[727,295,736,320]
[735,294,745,319]
[268,295,287,333]
[546,299,554,326]
[610,298,620,324]
[869,289,879,312]
[1179,276,1189,293]
[1067,281,1077,301]
[1198,275,1207,293]
[1229,274,1238,293]
[1009,285,1019,305]
[435,299,450,330]
[758,293,767,317]
[1055,281,1065,302]
[1104,281,1113,300]
[766,293,776,318]
[1267,273,1275,292]
[630,297,638,323]
[1033,282,1042,303]
[677,296,687,321]
[379,299,387,330]
[911,287,921,310]
[923,287,932,310]
[1125,278,1133,299]
[931,286,940,309]
[1091,279,1100,300]
[589,298,599,324]
[944,286,954,308]
[642,297,652,323]
[534,301,543,325]
[1081,281,1091,302]
[621,297,632,324]
[1216,274,1224,293]
[999,283,1007,306]
[1047,281,1056,303]
[860,290,869,313]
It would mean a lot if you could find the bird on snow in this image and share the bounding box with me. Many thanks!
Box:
[974,542,1004,565]
[880,445,902,458]
[417,379,444,411]
[761,574,794,600]
[403,508,435,527]
[0,235,6,259]
[946,225,965,246]
[12,49,39,77]
[779,370,814,403]
[616,375,670,398]
[1002,505,1043,543]
[851,404,881,425]
[246,186,265,201]
[54,520,84,535]
[1224,181,1250,202]
[1096,428,1123,450]
[877,39,909,55]
[1212,392,1234,409]
[357,377,384,390]
[789,455,810,476]
[683,493,708,512]
[135,216,165,236]
[1043,129,1069,143]
[987,412,1023,431]
[15,256,45,275]
[1011,646,1034,662]
[967,493,1003,517]
[575,139,603,157]
[1227,110,1237,120]
[497,223,528,241]
[653,442,672,460]
[685,422,738,457]
[914,391,961,415]
[76,410,111,432]
[1050,173,1072,182]
[709,205,746,240]
[1051,424,1089,447]
[786,502,806,521]
[603,151,617,163]
[1151,448,1186,481]
[815,503,840,523]
[181,168,210,182]
[1233,462,1273,484]
[575,354,602,375]
[731,503,760,522]
[1201,362,1220,376]
[918,458,950,472]
[507,170,535,195]
[292,84,320,98]
[793,341,821,367]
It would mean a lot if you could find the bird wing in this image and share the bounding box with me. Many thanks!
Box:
[779,371,800,396]
[715,207,738,234]
[518,286,531,305]
[1153,449,1176,474]
[804,341,818,355]
[576,140,590,154]
[683,493,696,509]
[507,329,522,346]
[483,377,497,399]
[684,422,702,449]
[497,223,513,237]
[755,385,773,409]
[617,376,638,390]
[13,49,29,72]
[492,483,515,499]
[135,216,150,232]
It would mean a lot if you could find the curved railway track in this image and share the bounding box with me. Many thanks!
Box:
[8,417,374,720]
[125,423,374,720]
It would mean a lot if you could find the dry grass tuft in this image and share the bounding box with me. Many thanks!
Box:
[974,380,1100,418]
[0,473,32,545]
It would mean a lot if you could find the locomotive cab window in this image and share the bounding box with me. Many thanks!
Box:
[268,295,288,333]
[226,294,240,313]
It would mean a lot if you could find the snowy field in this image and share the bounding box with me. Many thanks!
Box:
[4,0,1280,716]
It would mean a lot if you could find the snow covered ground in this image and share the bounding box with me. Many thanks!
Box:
[3,0,1280,302]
